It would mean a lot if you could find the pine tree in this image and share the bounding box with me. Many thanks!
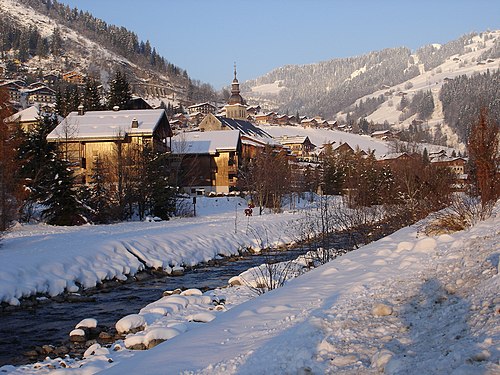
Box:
[422,147,429,164]
[17,114,57,221]
[146,150,175,220]
[50,27,63,56]
[82,77,102,111]
[41,153,86,226]
[87,155,115,223]
[107,70,132,110]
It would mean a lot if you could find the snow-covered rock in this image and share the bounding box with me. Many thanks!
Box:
[115,314,146,334]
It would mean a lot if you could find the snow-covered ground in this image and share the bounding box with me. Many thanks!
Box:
[0,196,306,306]
[261,125,390,157]
[1,200,498,374]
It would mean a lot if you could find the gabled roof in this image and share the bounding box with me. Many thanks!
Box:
[216,116,273,140]
[187,102,216,109]
[171,130,240,155]
[5,106,39,123]
[47,109,169,141]
[274,135,312,145]
[377,152,411,161]
[371,130,392,136]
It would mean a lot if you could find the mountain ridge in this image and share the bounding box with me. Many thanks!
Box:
[242,30,499,117]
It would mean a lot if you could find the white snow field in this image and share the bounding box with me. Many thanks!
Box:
[1,202,498,374]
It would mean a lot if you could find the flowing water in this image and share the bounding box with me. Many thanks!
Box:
[0,232,356,367]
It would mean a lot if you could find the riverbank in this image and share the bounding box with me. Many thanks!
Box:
[0,196,307,306]
[2,204,498,374]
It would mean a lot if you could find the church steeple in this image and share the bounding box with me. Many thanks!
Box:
[228,62,244,105]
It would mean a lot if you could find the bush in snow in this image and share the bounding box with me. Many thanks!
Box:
[424,194,495,235]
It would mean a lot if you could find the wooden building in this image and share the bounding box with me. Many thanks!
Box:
[187,102,217,115]
[171,130,241,194]
[274,135,316,157]
[5,106,42,132]
[47,108,172,184]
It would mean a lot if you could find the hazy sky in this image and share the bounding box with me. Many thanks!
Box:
[58,0,500,89]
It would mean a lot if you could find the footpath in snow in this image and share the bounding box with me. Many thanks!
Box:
[2,204,498,374]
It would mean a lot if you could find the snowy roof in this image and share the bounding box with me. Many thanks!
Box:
[274,135,311,145]
[187,102,216,109]
[377,152,411,161]
[371,130,392,136]
[216,116,273,140]
[430,156,466,163]
[4,106,39,123]
[47,109,168,141]
[171,130,240,155]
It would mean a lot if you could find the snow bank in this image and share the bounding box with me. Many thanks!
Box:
[0,197,304,304]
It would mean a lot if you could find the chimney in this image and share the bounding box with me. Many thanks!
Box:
[131,118,139,128]
[113,105,120,111]
[78,104,84,116]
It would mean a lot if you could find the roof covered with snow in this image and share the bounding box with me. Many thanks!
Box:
[274,135,312,145]
[47,109,168,141]
[216,116,273,140]
[171,130,241,155]
[4,105,39,123]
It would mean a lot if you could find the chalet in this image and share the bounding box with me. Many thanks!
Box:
[430,155,467,175]
[327,120,338,129]
[62,71,85,84]
[274,135,316,158]
[276,114,290,125]
[187,102,217,115]
[171,130,241,194]
[333,142,355,156]
[199,113,275,159]
[313,117,329,127]
[47,108,172,184]
[188,111,206,125]
[25,86,56,106]
[4,106,42,132]
[371,130,393,140]
[127,96,153,110]
[376,152,417,168]
[255,112,277,125]
[43,73,59,85]
[301,118,318,128]
[171,113,189,127]
[246,105,261,116]
[0,80,24,103]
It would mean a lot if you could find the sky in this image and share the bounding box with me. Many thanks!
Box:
[57,0,500,89]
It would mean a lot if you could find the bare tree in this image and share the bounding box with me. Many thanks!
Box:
[0,89,24,233]
[467,107,499,207]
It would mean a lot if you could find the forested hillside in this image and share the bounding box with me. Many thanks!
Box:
[243,31,498,123]
[440,69,500,143]
[0,0,217,103]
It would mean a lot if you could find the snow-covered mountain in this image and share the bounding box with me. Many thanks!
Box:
[0,0,199,105]
[242,30,500,145]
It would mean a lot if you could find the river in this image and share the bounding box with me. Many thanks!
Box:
[0,232,355,367]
